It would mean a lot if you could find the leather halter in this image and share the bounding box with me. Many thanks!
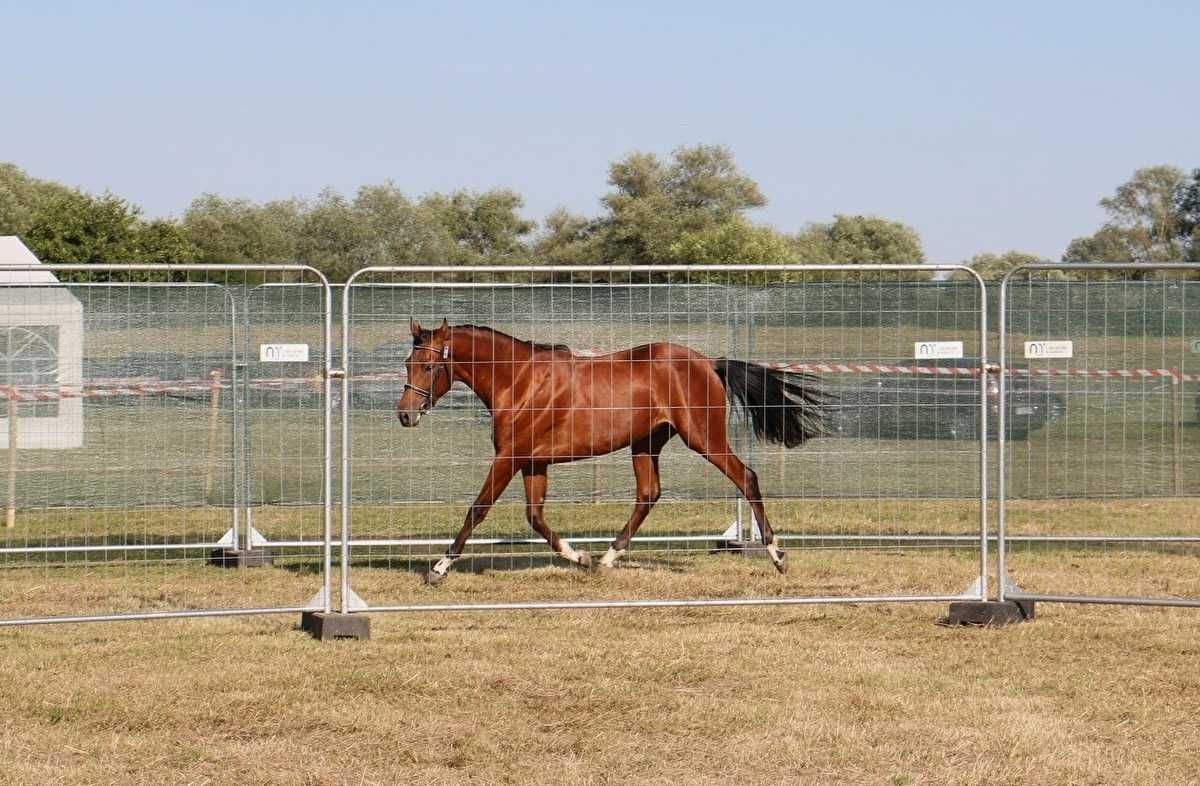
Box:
[403,343,450,407]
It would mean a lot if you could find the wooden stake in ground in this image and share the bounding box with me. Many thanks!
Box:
[1172,368,1182,496]
[204,368,223,502]
[6,393,17,528]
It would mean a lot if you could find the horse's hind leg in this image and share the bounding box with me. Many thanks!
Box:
[522,464,591,569]
[599,426,671,569]
[674,418,788,574]
[711,451,787,574]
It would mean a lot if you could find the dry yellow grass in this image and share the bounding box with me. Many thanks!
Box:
[1,549,1200,785]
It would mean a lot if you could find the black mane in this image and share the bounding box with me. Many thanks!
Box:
[417,324,573,354]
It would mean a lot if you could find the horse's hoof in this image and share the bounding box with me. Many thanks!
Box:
[774,551,789,575]
[423,570,447,586]
[576,551,593,571]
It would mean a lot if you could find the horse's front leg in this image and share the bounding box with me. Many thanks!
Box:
[522,463,591,569]
[424,454,518,585]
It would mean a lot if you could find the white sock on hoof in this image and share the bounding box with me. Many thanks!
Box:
[766,542,785,564]
[599,547,624,568]
[557,539,583,564]
[433,556,456,575]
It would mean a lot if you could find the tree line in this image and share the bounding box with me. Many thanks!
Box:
[1,147,1197,282]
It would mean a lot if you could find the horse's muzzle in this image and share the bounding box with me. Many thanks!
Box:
[397,409,423,427]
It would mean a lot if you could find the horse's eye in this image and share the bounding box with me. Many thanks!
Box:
[424,364,434,371]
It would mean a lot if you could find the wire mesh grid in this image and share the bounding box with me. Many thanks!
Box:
[999,266,1200,605]
[340,265,988,612]
[0,266,333,625]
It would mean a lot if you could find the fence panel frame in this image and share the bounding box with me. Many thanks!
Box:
[997,262,1200,607]
[0,263,335,626]
[340,263,991,615]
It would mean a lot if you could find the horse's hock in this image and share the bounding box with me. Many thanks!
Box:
[1,258,1197,633]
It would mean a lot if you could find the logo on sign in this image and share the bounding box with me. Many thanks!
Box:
[914,341,964,360]
[1024,340,1073,359]
[259,344,310,362]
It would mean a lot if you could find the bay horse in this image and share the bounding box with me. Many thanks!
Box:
[397,320,829,584]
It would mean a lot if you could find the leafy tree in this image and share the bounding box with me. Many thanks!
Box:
[668,218,794,264]
[596,144,767,264]
[183,194,304,264]
[2,163,200,280]
[24,190,142,264]
[297,185,465,280]
[533,208,600,265]
[1177,169,1200,261]
[1062,226,1138,264]
[185,184,538,281]
[534,147,928,281]
[666,218,798,281]
[134,218,199,265]
[0,163,76,238]
[419,189,535,259]
[1179,169,1200,235]
[1063,165,1195,275]
[951,251,1064,282]
[790,214,929,280]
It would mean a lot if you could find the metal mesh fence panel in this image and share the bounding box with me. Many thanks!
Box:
[0,266,333,625]
[999,266,1200,606]
[340,265,988,613]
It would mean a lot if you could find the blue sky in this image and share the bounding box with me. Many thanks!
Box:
[2,1,1196,261]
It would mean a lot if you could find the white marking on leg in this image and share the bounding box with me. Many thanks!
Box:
[557,538,584,564]
[433,555,456,575]
[766,542,785,565]
[599,546,624,568]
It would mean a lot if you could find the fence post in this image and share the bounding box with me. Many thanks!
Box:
[204,368,223,502]
[1172,368,1183,496]
[240,360,254,548]
[5,393,16,529]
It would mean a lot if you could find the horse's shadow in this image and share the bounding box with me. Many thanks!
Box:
[274,550,692,576]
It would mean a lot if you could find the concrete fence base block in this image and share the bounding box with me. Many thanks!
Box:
[945,600,1034,627]
[712,539,773,558]
[208,548,273,568]
[301,612,371,641]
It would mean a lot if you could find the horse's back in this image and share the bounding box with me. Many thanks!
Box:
[576,342,722,406]
[600,342,712,364]
[510,341,725,461]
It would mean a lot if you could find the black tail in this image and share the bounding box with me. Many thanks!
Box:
[713,359,833,448]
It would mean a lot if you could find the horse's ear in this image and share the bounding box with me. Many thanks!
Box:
[410,319,422,337]
[436,318,450,337]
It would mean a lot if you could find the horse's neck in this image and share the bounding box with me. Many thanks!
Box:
[450,330,525,410]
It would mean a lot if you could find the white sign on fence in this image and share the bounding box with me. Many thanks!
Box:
[914,341,963,360]
[1191,339,1200,354]
[259,343,310,362]
[1024,340,1073,359]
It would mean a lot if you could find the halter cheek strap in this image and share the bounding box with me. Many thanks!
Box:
[403,344,450,405]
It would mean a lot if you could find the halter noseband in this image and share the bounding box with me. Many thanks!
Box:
[403,343,450,406]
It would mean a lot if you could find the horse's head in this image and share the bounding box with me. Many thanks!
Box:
[397,319,453,427]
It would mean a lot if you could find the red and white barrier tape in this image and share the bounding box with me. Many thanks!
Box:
[1,362,1195,402]
[764,361,976,376]
[767,362,1197,382]
[1009,366,1196,381]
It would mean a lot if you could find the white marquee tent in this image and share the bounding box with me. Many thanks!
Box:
[0,236,83,449]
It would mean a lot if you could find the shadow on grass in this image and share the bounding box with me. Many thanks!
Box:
[344,549,697,577]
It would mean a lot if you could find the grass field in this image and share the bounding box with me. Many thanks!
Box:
[4,488,1199,623]
[2,549,1200,785]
